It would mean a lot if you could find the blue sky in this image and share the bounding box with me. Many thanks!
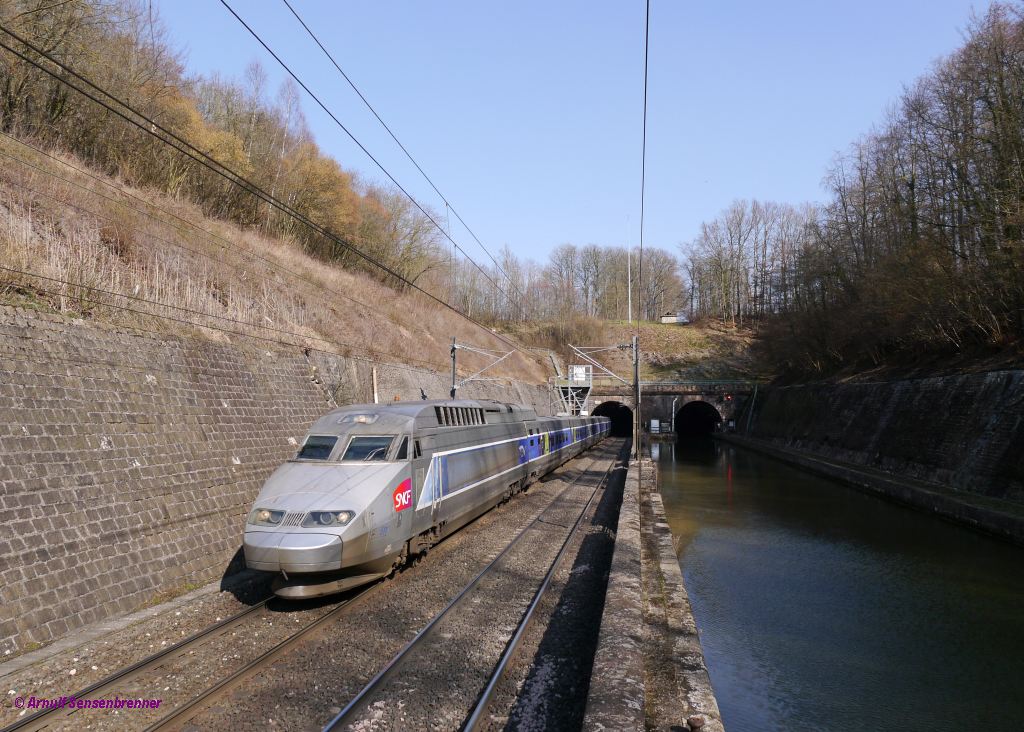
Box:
[155,0,993,264]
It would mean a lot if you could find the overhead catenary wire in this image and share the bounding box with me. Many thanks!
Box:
[216,0,515,307]
[278,0,526,304]
[0,155,513,376]
[0,132,412,332]
[635,0,651,460]
[0,265,495,381]
[0,263,446,372]
[638,0,650,335]
[0,157,456,370]
[0,23,530,358]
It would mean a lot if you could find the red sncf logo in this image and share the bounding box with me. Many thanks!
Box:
[393,479,412,512]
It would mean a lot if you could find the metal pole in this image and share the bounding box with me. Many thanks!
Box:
[632,334,640,459]
[745,383,758,434]
[372,367,379,405]
[450,338,458,400]
[627,249,632,325]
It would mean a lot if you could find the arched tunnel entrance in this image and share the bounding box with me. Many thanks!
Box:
[674,400,722,438]
[592,400,634,437]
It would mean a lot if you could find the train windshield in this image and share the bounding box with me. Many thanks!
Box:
[342,435,395,462]
[297,435,337,460]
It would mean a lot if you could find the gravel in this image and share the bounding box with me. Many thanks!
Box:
[1,440,626,732]
[482,441,630,731]
[0,576,269,728]
[182,443,623,732]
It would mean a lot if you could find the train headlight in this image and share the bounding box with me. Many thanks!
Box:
[248,507,285,526]
[302,511,355,528]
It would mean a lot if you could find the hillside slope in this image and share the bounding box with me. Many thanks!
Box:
[511,319,763,382]
[599,320,762,381]
[0,133,549,386]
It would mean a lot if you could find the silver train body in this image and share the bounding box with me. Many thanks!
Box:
[243,399,610,597]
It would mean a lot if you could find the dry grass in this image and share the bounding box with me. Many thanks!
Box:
[590,320,763,381]
[0,133,548,384]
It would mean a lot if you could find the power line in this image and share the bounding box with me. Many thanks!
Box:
[0,131,410,332]
[0,23,530,357]
[635,0,651,460]
[278,0,525,303]
[0,263,443,372]
[0,151,520,375]
[217,0,513,307]
[639,0,650,336]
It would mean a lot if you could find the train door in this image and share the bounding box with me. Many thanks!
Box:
[527,429,542,461]
[411,438,433,528]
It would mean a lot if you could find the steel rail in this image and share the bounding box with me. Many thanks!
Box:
[463,457,617,730]
[322,441,619,731]
[1,596,272,732]
[144,584,379,732]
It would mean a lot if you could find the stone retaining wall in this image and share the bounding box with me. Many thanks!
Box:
[0,306,549,656]
[741,371,1024,502]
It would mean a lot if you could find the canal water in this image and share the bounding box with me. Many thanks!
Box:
[654,439,1024,732]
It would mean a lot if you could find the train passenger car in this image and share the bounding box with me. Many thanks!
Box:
[243,400,610,597]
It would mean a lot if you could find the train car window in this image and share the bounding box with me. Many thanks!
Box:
[396,436,409,460]
[342,435,394,461]
[297,435,337,460]
[414,440,422,459]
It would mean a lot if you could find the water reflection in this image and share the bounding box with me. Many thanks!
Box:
[658,439,1024,732]
[671,436,722,465]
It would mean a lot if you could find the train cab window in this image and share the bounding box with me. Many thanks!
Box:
[413,440,422,459]
[342,435,394,461]
[396,436,409,460]
[297,435,337,460]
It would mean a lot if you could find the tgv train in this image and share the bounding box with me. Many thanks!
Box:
[244,400,610,597]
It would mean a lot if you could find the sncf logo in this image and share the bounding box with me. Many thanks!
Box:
[393,478,412,512]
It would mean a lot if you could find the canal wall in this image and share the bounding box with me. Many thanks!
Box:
[0,305,550,657]
[734,370,1024,539]
[585,459,722,731]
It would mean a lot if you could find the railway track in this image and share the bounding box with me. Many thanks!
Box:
[143,585,380,732]
[322,440,621,731]
[1,598,272,732]
[3,441,620,732]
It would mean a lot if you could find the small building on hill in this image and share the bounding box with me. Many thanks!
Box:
[659,311,690,325]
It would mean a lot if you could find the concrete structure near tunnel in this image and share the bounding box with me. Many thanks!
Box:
[590,380,757,437]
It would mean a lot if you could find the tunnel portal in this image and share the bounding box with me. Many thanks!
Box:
[592,400,633,437]
[674,400,722,437]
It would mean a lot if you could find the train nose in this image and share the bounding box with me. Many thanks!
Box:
[244,531,343,573]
